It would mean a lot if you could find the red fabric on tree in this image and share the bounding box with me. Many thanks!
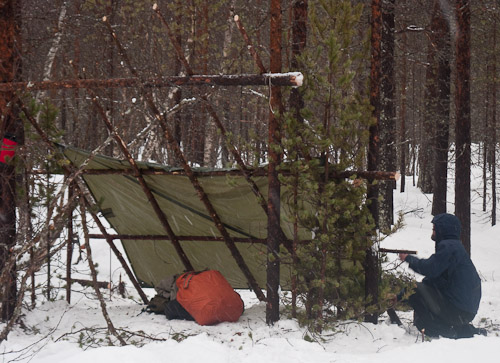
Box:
[0,137,17,163]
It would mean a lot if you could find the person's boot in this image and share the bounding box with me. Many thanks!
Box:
[454,324,484,338]
[436,325,457,339]
[477,327,488,336]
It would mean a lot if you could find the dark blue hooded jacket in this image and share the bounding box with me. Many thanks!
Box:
[405,213,481,314]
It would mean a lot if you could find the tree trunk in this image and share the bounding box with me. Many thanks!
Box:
[492,18,497,226]
[187,0,209,166]
[0,0,21,322]
[483,76,489,213]
[267,0,283,325]
[455,0,471,255]
[288,0,308,319]
[411,62,417,187]
[419,4,439,195]
[431,0,451,216]
[204,0,237,168]
[365,0,382,324]
[379,0,396,230]
[399,31,407,193]
[289,0,307,123]
[105,0,116,158]
[172,0,184,166]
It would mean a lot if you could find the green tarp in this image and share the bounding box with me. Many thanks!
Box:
[64,147,310,289]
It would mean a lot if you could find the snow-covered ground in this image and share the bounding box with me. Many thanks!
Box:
[1,168,500,362]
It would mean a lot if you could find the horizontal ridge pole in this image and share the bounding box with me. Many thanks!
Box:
[76,168,399,180]
[88,234,268,244]
[0,73,303,92]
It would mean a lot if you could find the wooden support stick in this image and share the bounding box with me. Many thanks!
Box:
[81,196,150,305]
[66,182,74,304]
[379,248,417,255]
[64,277,108,289]
[80,201,127,346]
[84,83,194,271]
[149,8,194,75]
[234,15,267,74]
[387,307,403,326]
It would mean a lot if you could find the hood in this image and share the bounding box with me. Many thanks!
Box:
[431,213,461,242]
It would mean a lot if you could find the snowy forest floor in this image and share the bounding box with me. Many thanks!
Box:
[1,168,500,362]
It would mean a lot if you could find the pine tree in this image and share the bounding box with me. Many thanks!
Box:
[280,0,376,330]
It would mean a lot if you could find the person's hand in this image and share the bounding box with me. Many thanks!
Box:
[399,253,408,262]
[385,293,397,307]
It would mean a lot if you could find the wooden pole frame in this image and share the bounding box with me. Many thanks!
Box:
[102,13,266,302]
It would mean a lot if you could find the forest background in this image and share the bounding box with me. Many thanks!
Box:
[0,0,499,343]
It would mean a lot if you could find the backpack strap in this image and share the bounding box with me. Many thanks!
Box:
[178,270,208,289]
[183,272,195,289]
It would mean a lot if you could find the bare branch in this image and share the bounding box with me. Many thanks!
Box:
[79,200,127,346]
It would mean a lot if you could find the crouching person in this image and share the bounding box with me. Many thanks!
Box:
[399,213,483,338]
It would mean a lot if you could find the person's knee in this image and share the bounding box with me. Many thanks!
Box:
[415,283,443,315]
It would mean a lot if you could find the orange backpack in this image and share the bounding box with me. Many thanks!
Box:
[176,270,244,325]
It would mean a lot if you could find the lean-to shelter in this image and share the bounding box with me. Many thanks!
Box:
[63,146,308,290]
